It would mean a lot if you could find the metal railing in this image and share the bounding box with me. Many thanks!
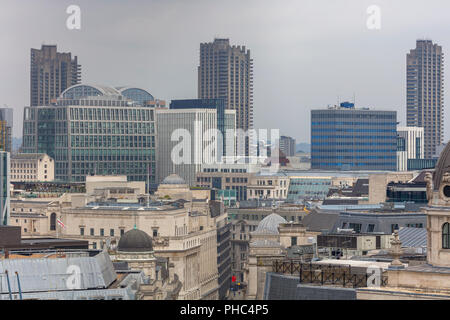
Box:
[272,260,388,288]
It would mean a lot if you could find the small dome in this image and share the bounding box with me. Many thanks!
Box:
[433,142,450,191]
[161,174,186,185]
[254,213,287,235]
[118,228,153,252]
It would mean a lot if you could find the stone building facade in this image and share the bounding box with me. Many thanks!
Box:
[11,153,54,182]
[9,174,224,300]
[358,142,450,299]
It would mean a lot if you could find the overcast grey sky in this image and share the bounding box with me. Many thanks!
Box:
[1,0,450,142]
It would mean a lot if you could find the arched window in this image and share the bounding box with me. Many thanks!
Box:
[50,213,56,231]
[443,223,450,249]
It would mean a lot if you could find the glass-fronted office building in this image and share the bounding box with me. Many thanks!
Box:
[311,104,397,171]
[0,108,13,152]
[22,84,157,190]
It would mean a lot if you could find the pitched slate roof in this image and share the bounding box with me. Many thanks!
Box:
[398,227,427,248]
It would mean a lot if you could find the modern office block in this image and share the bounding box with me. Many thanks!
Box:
[170,98,236,158]
[279,135,296,157]
[0,151,10,225]
[406,40,444,159]
[396,126,424,171]
[224,109,236,158]
[311,103,397,171]
[198,38,253,155]
[30,45,81,106]
[156,108,218,186]
[22,84,157,190]
[0,108,13,152]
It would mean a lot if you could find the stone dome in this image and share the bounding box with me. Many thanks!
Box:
[433,142,450,191]
[161,174,186,185]
[254,213,287,235]
[117,228,153,252]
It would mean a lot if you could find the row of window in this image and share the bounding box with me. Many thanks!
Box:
[203,168,247,173]
[313,162,396,167]
[312,135,395,140]
[312,149,395,153]
[312,142,396,146]
[312,128,396,133]
[80,227,124,237]
[312,156,396,160]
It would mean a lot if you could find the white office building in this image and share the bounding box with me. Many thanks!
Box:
[156,108,226,186]
[397,126,424,171]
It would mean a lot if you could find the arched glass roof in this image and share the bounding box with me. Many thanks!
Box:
[117,87,154,105]
[60,84,121,99]
[254,213,287,235]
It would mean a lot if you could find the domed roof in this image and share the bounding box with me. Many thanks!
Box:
[117,228,153,252]
[433,142,450,190]
[254,213,287,235]
[161,174,186,185]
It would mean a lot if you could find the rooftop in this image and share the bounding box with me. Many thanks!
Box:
[11,153,51,160]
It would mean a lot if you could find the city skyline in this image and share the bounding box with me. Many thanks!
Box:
[2,0,450,143]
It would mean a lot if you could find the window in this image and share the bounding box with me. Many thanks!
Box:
[291,237,297,246]
[391,224,399,233]
[349,223,362,233]
[50,213,56,231]
[90,228,94,236]
[110,229,114,236]
[153,229,158,237]
[367,224,375,233]
[100,228,104,236]
[443,223,450,249]
[80,227,84,236]
[120,229,125,236]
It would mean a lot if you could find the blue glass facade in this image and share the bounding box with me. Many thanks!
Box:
[311,108,397,170]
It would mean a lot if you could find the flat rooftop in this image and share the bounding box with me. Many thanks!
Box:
[315,259,395,270]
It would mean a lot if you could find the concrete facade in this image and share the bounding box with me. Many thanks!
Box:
[11,153,54,182]
[368,172,417,204]
[30,45,81,107]
[198,38,253,139]
[406,40,444,159]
